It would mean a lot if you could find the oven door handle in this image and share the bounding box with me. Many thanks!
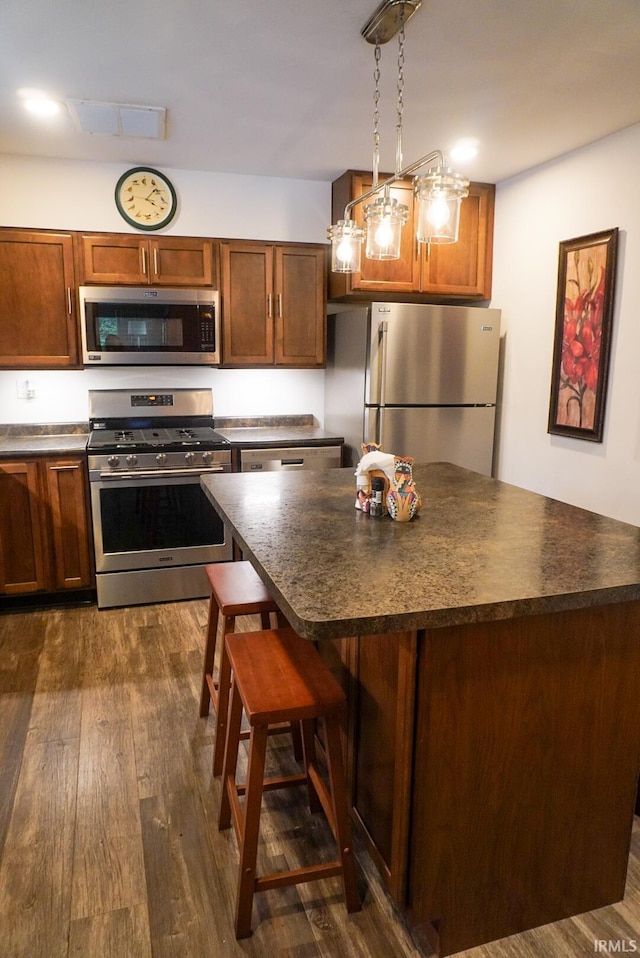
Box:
[95,466,227,480]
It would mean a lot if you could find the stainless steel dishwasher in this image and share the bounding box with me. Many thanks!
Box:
[240,445,342,472]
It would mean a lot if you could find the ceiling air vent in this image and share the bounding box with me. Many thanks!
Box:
[66,100,166,139]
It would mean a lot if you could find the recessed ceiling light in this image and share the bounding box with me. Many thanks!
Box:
[17,88,62,117]
[450,138,480,164]
[24,97,61,117]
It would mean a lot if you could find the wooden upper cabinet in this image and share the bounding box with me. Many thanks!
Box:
[329,171,495,303]
[275,246,326,366]
[221,241,274,365]
[78,234,217,286]
[421,182,494,298]
[221,240,326,367]
[330,172,419,297]
[0,229,79,369]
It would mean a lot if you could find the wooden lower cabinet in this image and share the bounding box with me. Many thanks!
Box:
[322,604,640,957]
[318,631,417,903]
[0,456,93,595]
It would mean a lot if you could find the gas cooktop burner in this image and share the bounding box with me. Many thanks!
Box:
[87,425,229,453]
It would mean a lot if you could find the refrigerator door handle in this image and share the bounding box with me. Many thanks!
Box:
[364,407,383,447]
[378,320,388,407]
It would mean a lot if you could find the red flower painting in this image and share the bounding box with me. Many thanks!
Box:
[558,251,606,428]
[548,229,618,442]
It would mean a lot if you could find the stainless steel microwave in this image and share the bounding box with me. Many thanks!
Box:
[79,286,221,366]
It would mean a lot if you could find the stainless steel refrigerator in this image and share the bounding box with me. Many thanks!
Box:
[324,302,501,476]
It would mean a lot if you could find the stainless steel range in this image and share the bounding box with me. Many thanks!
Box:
[87,388,232,609]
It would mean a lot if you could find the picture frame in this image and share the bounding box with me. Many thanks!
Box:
[547,227,619,442]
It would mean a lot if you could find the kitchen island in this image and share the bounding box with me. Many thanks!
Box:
[201,462,640,956]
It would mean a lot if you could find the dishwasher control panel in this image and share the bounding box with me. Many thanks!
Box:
[240,444,342,472]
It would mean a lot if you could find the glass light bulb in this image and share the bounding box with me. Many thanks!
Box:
[426,196,452,230]
[374,219,393,248]
[336,237,354,267]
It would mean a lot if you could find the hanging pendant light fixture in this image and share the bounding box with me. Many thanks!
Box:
[327,0,470,274]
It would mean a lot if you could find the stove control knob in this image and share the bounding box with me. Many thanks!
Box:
[155,453,167,466]
[202,451,213,464]
[107,455,120,468]
[184,451,195,464]
[125,454,138,468]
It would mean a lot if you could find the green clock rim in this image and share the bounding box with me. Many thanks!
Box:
[115,166,178,232]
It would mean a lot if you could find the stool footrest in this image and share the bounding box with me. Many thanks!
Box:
[256,860,345,893]
[235,772,309,797]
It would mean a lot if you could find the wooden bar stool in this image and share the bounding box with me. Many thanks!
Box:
[198,561,300,776]
[219,626,360,939]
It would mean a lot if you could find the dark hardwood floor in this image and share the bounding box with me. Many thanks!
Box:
[0,599,639,958]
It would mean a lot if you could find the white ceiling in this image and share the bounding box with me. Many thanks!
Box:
[2,0,640,185]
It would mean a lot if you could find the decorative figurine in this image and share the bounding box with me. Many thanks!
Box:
[386,456,422,522]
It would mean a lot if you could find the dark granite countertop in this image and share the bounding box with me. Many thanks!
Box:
[214,425,344,447]
[213,415,342,447]
[201,462,640,640]
[0,424,88,458]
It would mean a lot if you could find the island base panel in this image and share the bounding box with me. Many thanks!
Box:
[409,602,640,956]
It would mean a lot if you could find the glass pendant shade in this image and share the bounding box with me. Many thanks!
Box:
[363,194,409,260]
[414,167,469,244]
[327,219,365,273]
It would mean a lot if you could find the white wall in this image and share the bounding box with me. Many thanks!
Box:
[493,123,640,525]
[0,155,330,425]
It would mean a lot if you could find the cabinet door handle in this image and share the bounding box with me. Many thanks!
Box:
[277,293,282,318]
[49,465,80,472]
[140,246,148,275]
[67,287,73,314]
[267,294,273,319]
[153,248,159,276]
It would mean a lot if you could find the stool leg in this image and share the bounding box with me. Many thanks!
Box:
[324,715,360,914]
[300,719,322,813]
[213,621,234,777]
[290,721,304,762]
[235,723,269,940]
[199,595,220,717]
[259,611,271,629]
[219,678,244,831]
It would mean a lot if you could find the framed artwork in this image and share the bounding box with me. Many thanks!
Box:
[548,227,619,442]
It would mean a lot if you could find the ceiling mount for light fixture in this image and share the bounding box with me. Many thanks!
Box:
[328,0,469,274]
[361,0,422,44]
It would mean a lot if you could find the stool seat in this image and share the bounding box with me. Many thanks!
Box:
[220,627,360,939]
[206,561,277,618]
[199,560,301,777]
[199,561,278,719]
[228,628,346,726]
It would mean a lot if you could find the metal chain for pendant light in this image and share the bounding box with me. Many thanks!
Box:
[396,21,405,176]
[372,41,381,189]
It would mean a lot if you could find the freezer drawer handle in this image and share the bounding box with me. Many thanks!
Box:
[281,458,304,466]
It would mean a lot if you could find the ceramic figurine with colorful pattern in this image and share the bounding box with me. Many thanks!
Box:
[386,456,421,522]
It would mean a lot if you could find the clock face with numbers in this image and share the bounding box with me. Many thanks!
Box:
[115,167,177,230]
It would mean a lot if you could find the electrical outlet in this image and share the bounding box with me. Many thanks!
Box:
[16,379,36,400]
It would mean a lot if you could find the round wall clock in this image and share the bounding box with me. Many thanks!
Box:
[115,166,177,231]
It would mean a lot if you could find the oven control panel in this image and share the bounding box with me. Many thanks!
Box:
[131,394,174,407]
